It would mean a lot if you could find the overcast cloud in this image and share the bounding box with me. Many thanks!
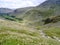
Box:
[0,0,46,9]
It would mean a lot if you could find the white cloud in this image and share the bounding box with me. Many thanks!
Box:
[0,0,46,9]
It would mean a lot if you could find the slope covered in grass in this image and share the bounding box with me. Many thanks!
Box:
[0,19,60,45]
[43,27,60,39]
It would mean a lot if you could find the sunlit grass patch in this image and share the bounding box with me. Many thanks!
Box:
[43,27,60,38]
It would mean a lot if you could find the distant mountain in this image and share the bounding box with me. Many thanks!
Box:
[0,8,13,13]
[10,7,33,18]
[13,7,33,14]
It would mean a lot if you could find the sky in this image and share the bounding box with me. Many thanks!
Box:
[0,0,46,9]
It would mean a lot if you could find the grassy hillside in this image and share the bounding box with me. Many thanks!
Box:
[44,27,60,39]
[0,19,60,45]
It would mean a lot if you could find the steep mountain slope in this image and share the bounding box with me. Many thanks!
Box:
[37,0,60,15]
[21,0,60,26]
[38,0,60,7]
